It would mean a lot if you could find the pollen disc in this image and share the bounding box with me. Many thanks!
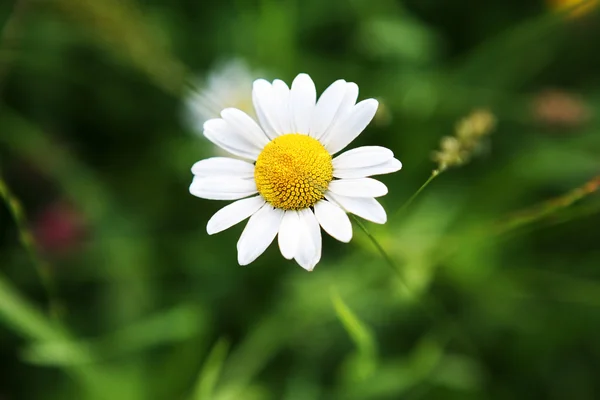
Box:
[254,134,333,210]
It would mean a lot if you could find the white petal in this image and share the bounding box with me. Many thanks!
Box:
[328,178,388,198]
[290,73,316,134]
[333,146,394,170]
[326,192,387,224]
[207,196,266,235]
[185,91,220,129]
[334,158,402,179]
[313,200,352,243]
[272,79,292,134]
[203,118,260,161]
[319,82,359,143]
[325,99,379,154]
[310,79,347,139]
[335,82,360,122]
[237,205,284,265]
[294,209,322,271]
[220,108,270,148]
[278,210,300,260]
[191,157,255,178]
[189,177,257,200]
[252,79,278,139]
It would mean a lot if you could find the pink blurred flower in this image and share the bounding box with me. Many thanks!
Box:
[33,201,86,256]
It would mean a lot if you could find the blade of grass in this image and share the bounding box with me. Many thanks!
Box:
[23,304,204,366]
[495,175,600,235]
[0,174,62,317]
[331,287,377,358]
[191,338,230,400]
[0,272,111,397]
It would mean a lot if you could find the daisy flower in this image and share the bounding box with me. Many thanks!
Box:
[185,59,257,132]
[189,73,402,271]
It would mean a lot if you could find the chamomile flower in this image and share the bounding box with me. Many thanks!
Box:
[185,59,257,133]
[189,73,402,271]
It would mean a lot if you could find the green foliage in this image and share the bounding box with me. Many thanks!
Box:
[1,0,600,399]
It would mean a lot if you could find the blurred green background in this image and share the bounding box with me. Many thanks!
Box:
[1,0,600,399]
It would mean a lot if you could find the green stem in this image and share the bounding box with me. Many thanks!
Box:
[350,215,402,278]
[396,169,443,217]
[351,214,479,356]
[496,175,600,235]
[0,175,61,318]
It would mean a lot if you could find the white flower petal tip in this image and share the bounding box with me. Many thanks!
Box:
[271,79,292,134]
[327,192,387,225]
[296,256,318,272]
[237,205,284,265]
[191,157,255,178]
[328,178,388,198]
[220,107,270,148]
[389,158,402,172]
[290,73,316,134]
[325,98,379,154]
[206,196,265,235]
[333,146,403,178]
[252,79,278,139]
[253,78,271,88]
[202,118,261,161]
[294,209,322,271]
[310,79,346,139]
[332,146,393,169]
[317,82,359,144]
[202,118,220,132]
[314,200,352,243]
[189,177,257,200]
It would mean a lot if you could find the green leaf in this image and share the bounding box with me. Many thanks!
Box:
[331,287,377,378]
[192,338,230,400]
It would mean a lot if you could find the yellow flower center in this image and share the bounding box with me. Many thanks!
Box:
[254,134,333,210]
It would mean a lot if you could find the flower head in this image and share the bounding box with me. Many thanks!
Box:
[185,59,257,134]
[189,74,402,271]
